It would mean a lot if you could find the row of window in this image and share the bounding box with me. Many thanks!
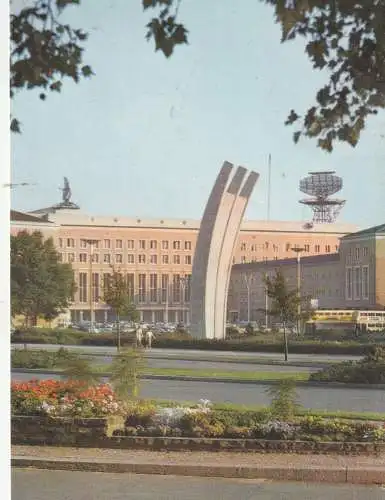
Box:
[59,238,193,251]
[346,266,369,300]
[239,243,338,253]
[77,272,191,304]
[60,253,192,265]
[348,246,369,259]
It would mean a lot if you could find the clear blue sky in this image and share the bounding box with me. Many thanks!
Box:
[11,0,385,227]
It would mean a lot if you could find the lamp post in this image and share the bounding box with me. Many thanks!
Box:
[242,273,253,323]
[180,276,187,325]
[82,239,99,331]
[291,247,306,335]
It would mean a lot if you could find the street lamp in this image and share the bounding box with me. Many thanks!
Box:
[180,276,187,325]
[242,273,253,323]
[81,239,99,330]
[291,247,306,335]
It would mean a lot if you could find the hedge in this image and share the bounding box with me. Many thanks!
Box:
[11,329,379,355]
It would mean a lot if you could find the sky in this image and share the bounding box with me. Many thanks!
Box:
[11,0,385,227]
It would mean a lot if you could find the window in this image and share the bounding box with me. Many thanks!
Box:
[92,273,100,302]
[265,241,269,250]
[150,254,158,264]
[183,275,191,302]
[115,254,123,264]
[346,267,352,300]
[94,240,100,249]
[68,253,75,263]
[58,238,63,248]
[104,239,110,249]
[241,242,246,251]
[315,245,320,253]
[103,273,110,295]
[184,241,192,250]
[116,239,123,249]
[355,247,360,260]
[79,253,87,263]
[362,266,369,299]
[104,254,110,264]
[185,255,192,265]
[304,244,310,252]
[354,266,361,299]
[127,240,134,250]
[286,243,291,251]
[173,240,181,250]
[325,245,331,253]
[80,239,87,249]
[138,274,146,303]
[139,240,146,250]
[162,255,169,264]
[127,273,135,299]
[91,253,99,263]
[162,240,169,250]
[67,238,75,248]
[173,255,181,265]
[149,273,158,302]
[79,272,87,303]
[172,274,181,302]
[161,274,169,302]
[241,256,246,263]
[58,253,63,262]
[150,240,157,250]
[363,247,368,257]
[335,245,339,251]
[127,254,135,264]
[138,254,146,264]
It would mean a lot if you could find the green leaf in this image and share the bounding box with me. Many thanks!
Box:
[81,65,93,77]
[293,131,301,144]
[10,118,21,133]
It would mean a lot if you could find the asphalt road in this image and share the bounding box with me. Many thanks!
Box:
[11,371,385,412]
[11,470,385,500]
[12,343,362,363]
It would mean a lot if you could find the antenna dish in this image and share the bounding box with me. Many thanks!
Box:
[299,171,345,223]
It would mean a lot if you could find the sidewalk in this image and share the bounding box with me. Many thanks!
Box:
[12,445,385,485]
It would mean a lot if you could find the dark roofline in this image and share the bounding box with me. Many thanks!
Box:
[232,253,340,272]
[341,223,385,239]
[10,210,52,223]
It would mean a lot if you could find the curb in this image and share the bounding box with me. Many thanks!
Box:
[11,456,385,485]
[11,369,385,390]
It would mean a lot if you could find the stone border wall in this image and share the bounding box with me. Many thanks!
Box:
[11,416,385,455]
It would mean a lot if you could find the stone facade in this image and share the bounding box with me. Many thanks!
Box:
[190,162,259,339]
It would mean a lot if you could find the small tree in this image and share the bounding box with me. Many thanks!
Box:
[103,268,140,352]
[60,356,100,386]
[110,348,145,400]
[266,379,300,421]
[263,269,303,361]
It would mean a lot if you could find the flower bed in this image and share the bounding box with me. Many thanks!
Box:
[11,380,126,418]
[11,381,385,447]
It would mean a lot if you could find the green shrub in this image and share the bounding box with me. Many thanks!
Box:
[310,346,385,384]
[266,380,301,421]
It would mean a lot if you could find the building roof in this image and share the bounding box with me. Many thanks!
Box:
[232,253,340,272]
[341,223,385,239]
[10,210,51,223]
[26,207,358,234]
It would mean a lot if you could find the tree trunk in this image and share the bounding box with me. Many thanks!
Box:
[116,312,121,353]
[283,323,289,362]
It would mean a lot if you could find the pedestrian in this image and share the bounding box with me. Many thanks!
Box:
[136,326,143,348]
[145,329,154,349]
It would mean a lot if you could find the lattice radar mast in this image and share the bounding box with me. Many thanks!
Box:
[299,171,345,224]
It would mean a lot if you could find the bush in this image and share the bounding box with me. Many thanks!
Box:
[310,346,385,384]
[11,348,77,369]
[11,329,381,355]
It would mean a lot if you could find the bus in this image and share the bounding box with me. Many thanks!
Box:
[306,310,385,333]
